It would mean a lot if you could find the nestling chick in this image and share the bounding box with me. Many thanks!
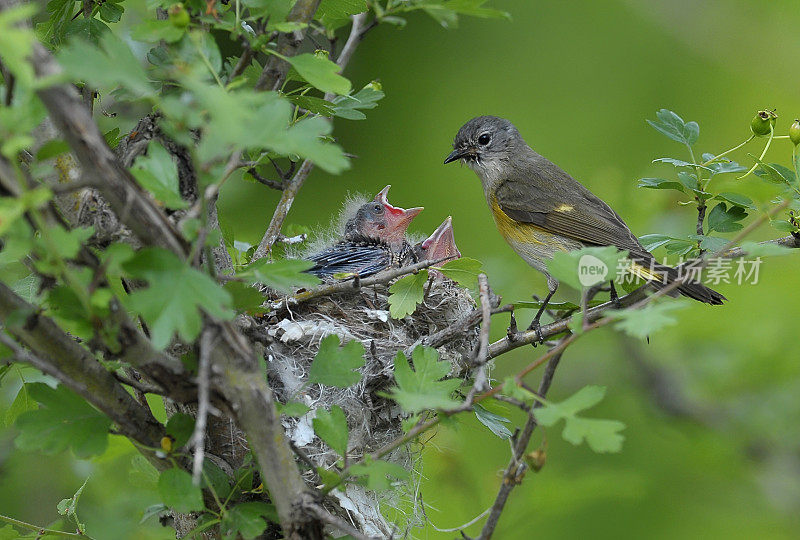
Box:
[308,186,423,278]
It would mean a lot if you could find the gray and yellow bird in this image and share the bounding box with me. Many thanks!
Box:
[444,116,725,334]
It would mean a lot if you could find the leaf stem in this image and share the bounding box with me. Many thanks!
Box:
[700,134,755,166]
[738,126,774,179]
[0,513,96,539]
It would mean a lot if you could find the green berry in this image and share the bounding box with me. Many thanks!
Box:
[750,109,777,136]
[789,119,800,146]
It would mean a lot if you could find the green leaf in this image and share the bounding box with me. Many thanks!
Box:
[123,248,234,348]
[653,157,712,171]
[57,478,88,534]
[99,2,123,23]
[316,0,367,30]
[239,258,321,293]
[545,246,626,290]
[65,17,109,45]
[385,347,461,413]
[687,234,727,253]
[610,301,687,339]
[0,524,22,539]
[131,142,188,209]
[637,177,685,192]
[276,401,311,417]
[707,202,747,233]
[223,281,267,314]
[436,257,482,291]
[130,19,185,43]
[284,52,351,95]
[735,241,793,258]
[714,192,756,210]
[701,154,746,176]
[166,413,195,449]
[753,161,798,191]
[387,269,428,318]
[332,81,385,120]
[15,383,111,458]
[58,31,154,97]
[349,456,409,490]
[646,109,699,146]
[140,503,168,524]
[223,502,277,540]
[420,0,510,28]
[533,385,625,453]
[312,405,349,456]
[308,334,365,388]
[35,139,70,161]
[0,5,38,87]
[474,403,511,439]
[5,382,37,427]
[158,468,204,513]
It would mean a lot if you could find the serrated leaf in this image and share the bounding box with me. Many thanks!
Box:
[387,269,428,318]
[140,503,168,524]
[131,142,188,209]
[385,347,460,413]
[533,385,625,453]
[707,202,747,233]
[638,234,677,252]
[15,383,111,458]
[284,52,351,95]
[703,155,746,176]
[332,82,384,120]
[5,382,37,427]
[714,192,756,210]
[312,405,349,456]
[223,502,277,540]
[653,157,712,171]
[610,301,687,339]
[57,478,88,534]
[349,456,409,490]
[65,17,109,45]
[637,177,685,192]
[436,257,482,290]
[166,413,195,449]
[687,234,728,253]
[545,246,626,290]
[130,19,185,43]
[316,0,367,30]
[223,281,267,314]
[646,109,699,145]
[158,468,204,513]
[276,401,311,417]
[58,30,153,97]
[474,403,512,439]
[309,334,365,388]
[99,2,123,22]
[239,258,321,293]
[123,248,234,348]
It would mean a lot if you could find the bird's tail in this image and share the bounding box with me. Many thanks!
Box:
[629,257,726,305]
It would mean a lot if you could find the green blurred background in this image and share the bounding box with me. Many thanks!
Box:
[3,0,800,538]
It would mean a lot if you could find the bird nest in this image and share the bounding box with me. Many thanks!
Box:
[258,275,479,537]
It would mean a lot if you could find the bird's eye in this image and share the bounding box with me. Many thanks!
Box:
[372,203,383,214]
[478,133,491,146]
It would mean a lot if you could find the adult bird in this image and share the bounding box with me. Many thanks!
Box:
[444,115,725,335]
[307,185,423,278]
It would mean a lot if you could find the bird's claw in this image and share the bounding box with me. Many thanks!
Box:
[506,311,519,342]
[527,318,545,346]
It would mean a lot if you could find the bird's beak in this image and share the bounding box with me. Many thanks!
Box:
[443,148,466,164]
[421,216,461,260]
[374,185,423,239]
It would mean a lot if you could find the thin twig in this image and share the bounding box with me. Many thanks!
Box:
[191,327,215,486]
[0,513,95,539]
[304,503,374,540]
[465,273,491,405]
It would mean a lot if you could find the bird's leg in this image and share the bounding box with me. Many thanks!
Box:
[527,283,557,343]
[609,280,621,308]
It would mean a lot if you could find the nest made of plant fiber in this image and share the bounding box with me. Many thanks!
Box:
[256,275,480,537]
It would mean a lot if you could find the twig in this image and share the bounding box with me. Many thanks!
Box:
[229,42,252,82]
[113,371,164,396]
[476,342,566,540]
[465,274,491,405]
[333,12,368,69]
[191,328,215,486]
[247,167,285,190]
[304,503,374,540]
[272,256,455,311]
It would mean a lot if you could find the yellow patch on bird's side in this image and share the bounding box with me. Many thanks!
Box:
[555,204,574,212]
[490,196,546,245]
[629,262,664,283]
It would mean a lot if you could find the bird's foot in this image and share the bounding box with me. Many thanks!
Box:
[526,318,545,346]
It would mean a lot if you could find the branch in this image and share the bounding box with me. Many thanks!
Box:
[476,342,566,540]
[254,0,321,91]
[0,283,166,450]
[25,42,189,257]
[464,273,491,405]
[721,234,800,258]
[191,327,214,485]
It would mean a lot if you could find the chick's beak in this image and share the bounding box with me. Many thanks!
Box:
[374,185,423,240]
[421,216,460,260]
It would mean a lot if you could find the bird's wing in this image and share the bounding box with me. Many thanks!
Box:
[494,162,647,257]
[308,242,392,278]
